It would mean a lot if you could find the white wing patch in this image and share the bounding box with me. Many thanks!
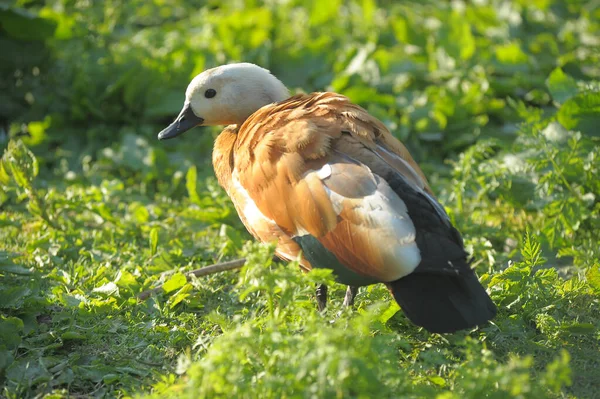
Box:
[305,162,421,280]
[314,163,332,180]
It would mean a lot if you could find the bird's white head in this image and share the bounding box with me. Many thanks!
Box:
[158,63,289,140]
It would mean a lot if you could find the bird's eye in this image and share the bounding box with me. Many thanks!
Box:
[204,89,217,98]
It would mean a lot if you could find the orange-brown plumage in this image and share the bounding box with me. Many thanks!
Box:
[212,125,311,270]
[159,63,497,333]
[227,93,430,282]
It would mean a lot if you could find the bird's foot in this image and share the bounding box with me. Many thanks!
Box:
[316,284,328,312]
[343,286,358,307]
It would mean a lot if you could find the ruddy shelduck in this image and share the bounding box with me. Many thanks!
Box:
[158,63,497,333]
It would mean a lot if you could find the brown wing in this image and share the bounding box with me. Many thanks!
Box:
[233,93,442,282]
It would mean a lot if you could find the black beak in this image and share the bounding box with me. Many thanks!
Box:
[157,103,204,140]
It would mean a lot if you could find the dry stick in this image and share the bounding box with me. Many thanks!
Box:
[138,258,247,301]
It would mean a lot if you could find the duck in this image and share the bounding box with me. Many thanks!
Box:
[157,62,497,333]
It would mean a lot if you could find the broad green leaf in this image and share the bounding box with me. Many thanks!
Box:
[441,13,476,61]
[0,158,11,185]
[61,331,87,340]
[309,0,341,25]
[495,42,528,64]
[0,251,30,275]
[150,227,159,256]
[24,118,51,147]
[560,323,596,335]
[0,345,14,371]
[586,264,600,293]
[378,301,400,324]
[129,202,150,223]
[546,68,579,104]
[115,270,139,292]
[0,286,33,309]
[59,293,83,307]
[163,272,187,294]
[361,0,376,24]
[103,373,119,384]
[168,283,193,309]
[38,7,76,39]
[557,92,600,137]
[5,357,51,385]
[0,263,31,275]
[428,375,446,387]
[93,282,119,296]
[115,366,149,377]
[0,317,24,349]
[0,7,56,41]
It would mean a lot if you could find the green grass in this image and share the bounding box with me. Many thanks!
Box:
[1,0,599,397]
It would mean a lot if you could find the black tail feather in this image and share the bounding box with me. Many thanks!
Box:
[387,261,497,333]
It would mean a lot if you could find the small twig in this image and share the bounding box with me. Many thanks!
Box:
[137,258,248,301]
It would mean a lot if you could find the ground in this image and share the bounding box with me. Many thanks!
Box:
[0,0,599,398]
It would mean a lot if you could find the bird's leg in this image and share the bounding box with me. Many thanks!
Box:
[316,284,328,311]
[343,286,358,307]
